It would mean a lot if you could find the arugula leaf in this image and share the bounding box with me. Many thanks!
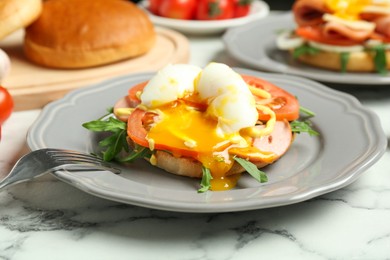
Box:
[233,157,268,183]
[83,116,132,161]
[198,167,213,193]
[293,44,320,59]
[340,52,350,73]
[117,145,151,163]
[370,44,387,75]
[83,116,126,132]
[299,106,316,117]
[290,120,319,136]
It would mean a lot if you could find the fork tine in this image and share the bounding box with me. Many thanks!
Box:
[47,149,121,173]
[55,164,121,174]
[46,149,105,163]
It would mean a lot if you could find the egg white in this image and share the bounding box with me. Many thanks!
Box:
[140,64,202,108]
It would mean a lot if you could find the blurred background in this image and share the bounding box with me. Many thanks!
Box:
[129,0,295,11]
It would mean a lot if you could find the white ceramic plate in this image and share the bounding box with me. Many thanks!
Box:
[27,69,387,213]
[138,0,270,35]
[223,12,390,85]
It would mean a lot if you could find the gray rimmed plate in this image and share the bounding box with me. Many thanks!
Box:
[27,69,387,213]
[223,12,390,85]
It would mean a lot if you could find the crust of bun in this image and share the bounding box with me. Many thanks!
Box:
[24,0,156,69]
[0,0,42,40]
[293,49,390,72]
[152,150,269,179]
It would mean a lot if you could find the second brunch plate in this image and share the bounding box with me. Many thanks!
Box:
[223,12,390,85]
[27,69,386,213]
[139,0,269,35]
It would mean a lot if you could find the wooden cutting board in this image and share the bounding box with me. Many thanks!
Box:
[0,27,189,111]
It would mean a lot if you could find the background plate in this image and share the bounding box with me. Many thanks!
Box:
[27,69,387,213]
[223,13,390,85]
[139,0,269,35]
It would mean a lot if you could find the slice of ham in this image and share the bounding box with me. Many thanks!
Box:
[113,96,139,122]
[373,15,390,38]
[252,120,293,160]
[322,21,374,42]
[293,0,330,26]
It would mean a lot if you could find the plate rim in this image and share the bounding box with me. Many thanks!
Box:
[27,70,387,213]
[223,12,390,85]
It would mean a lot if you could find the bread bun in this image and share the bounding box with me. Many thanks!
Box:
[24,0,156,69]
[0,0,42,40]
[293,49,390,72]
[152,150,269,178]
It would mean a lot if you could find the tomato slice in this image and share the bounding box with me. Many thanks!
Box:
[296,25,362,46]
[127,108,199,157]
[127,81,148,105]
[241,75,300,121]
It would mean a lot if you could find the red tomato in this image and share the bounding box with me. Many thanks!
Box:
[0,86,14,140]
[295,26,363,46]
[0,86,13,125]
[158,0,197,20]
[149,0,162,15]
[196,0,234,20]
[128,81,147,105]
[241,75,300,121]
[233,0,252,18]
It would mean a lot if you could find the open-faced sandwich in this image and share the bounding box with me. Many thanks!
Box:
[83,63,318,192]
[277,0,390,73]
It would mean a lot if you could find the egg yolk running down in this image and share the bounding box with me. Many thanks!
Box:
[147,100,245,190]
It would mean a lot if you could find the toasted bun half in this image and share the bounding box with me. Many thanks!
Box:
[24,0,156,69]
[294,50,390,72]
[152,150,270,178]
[0,0,42,40]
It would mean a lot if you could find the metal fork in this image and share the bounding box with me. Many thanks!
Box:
[0,148,120,189]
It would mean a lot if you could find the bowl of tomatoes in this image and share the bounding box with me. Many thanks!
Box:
[138,0,270,34]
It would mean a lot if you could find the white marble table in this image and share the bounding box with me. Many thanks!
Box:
[1,34,390,260]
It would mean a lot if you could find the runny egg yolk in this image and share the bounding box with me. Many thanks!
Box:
[325,0,371,20]
[146,100,252,191]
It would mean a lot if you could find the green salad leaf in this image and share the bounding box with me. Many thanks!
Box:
[340,52,350,73]
[234,157,268,183]
[198,167,213,193]
[82,116,150,162]
[370,44,388,75]
[293,44,320,59]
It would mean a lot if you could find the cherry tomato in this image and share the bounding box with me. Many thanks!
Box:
[158,0,197,20]
[196,0,234,20]
[296,26,363,46]
[233,0,253,18]
[149,0,162,15]
[241,75,300,121]
[0,86,14,140]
